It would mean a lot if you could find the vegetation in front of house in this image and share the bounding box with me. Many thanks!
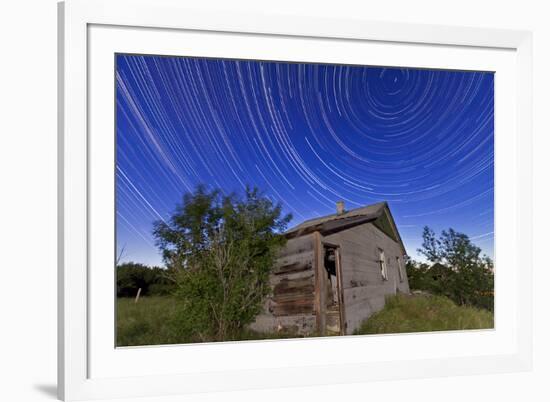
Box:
[118,293,493,346]
[151,185,292,343]
[354,294,494,335]
[406,227,494,311]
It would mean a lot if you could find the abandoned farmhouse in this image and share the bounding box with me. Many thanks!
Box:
[250,201,410,336]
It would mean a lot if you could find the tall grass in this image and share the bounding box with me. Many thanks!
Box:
[354,294,494,335]
[117,296,185,346]
[118,294,494,346]
[117,296,298,346]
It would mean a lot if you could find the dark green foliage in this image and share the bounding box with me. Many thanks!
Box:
[407,226,494,311]
[354,294,493,335]
[406,261,432,291]
[116,262,175,298]
[153,185,292,342]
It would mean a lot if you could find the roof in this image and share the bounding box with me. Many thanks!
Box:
[285,201,407,254]
[286,202,386,236]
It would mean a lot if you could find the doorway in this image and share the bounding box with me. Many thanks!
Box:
[323,244,345,335]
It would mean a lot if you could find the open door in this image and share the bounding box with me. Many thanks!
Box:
[323,244,346,335]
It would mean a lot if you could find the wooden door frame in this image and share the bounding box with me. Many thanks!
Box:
[334,247,347,335]
[320,241,347,336]
[313,232,325,335]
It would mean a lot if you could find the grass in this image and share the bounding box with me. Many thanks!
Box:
[118,293,494,346]
[116,296,299,346]
[117,296,185,346]
[354,293,494,335]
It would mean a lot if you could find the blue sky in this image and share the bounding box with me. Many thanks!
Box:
[116,54,494,267]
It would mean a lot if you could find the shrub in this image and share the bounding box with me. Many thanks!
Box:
[153,185,291,342]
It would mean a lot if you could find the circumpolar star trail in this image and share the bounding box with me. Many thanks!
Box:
[116,54,494,267]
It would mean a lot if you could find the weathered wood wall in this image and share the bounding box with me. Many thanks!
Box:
[323,222,410,334]
[249,233,318,335]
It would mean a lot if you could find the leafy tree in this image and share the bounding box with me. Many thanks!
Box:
[408,226,494,311]
[153,185,292,342]
[418,227,482,269]
[418,227,441,263]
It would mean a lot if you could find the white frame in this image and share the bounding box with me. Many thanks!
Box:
[58,0,533,400]
[87,25,518,380]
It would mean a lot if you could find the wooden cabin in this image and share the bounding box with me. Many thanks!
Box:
[250,201,409,336]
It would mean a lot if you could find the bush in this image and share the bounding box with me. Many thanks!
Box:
[153,185,292,342]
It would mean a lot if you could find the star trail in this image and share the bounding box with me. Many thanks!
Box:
[115,54,494,267]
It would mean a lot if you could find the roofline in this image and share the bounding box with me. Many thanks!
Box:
[381,202,407,256]
[287,201,387,230]
[284,201,407,255]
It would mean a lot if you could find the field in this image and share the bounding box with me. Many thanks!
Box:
[117,296,184,346]
[117,294,494,346]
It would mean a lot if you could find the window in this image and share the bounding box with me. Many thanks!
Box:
[396,256,405,282]
[378,248,388,280]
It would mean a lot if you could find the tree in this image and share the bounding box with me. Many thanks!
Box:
[418,227,441,263]
[153,185,292,341]
[410,226,494,311]
[116,262,175,297]
[418,227,482,269]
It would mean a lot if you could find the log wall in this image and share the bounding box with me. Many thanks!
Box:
[248,234,318,335]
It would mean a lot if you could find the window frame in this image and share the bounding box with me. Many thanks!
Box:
[378,248,388,281]
[396,256,405,283]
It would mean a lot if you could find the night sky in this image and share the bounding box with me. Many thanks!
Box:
[115,54,494,267]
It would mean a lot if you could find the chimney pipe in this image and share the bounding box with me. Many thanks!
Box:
[336,200,345,215]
